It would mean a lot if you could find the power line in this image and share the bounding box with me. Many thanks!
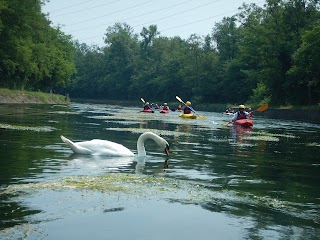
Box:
[67,0,153,26]
[162,9,239,33]
[51,0,120,17]
[77,6,240,43]
[68,0,196,33]
[48,0,97,13]
[57,0,266,45]
[132,0,222,29]
[69,0,221,34]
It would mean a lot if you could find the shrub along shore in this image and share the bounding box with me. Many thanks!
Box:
[0,88,70,104]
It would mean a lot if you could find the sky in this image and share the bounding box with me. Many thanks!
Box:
[42,0,265,47]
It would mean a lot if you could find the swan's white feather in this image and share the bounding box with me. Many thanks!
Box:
[61,136,134,156]
[61,132,169,157]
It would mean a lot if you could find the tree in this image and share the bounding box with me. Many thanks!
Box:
[288,25,320,104]
[212,17,240,61]
[140,25,159,59]
[0,0,76,91]
[102,23,139,99]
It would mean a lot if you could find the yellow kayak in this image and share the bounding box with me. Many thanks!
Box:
[179,113,197,119]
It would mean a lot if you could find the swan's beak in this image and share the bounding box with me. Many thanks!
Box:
[165,144,170,156]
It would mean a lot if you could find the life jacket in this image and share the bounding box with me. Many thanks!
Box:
[236,111,247,120]
[163,106,169,110]
[184,107,192,114]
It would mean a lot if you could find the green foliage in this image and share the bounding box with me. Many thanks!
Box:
[0,0,76,92]
[248,82,272,106]
[1,0,319,107]
[288,24,320,104]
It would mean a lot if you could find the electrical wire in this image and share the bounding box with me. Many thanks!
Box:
[48,0,97,13]
[68,0,196,33]
[51,0,120,17]
[67,0,153,26]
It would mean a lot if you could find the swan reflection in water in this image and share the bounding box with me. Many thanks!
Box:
[134,156,169,174]
[67,154,135,173]
[65,155,169,175]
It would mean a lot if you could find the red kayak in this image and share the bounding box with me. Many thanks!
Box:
[234,119,253,127]
[160,109,169,114]
[140,109,154,113]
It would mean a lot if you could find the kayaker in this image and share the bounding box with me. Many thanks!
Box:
[248,108,254,117]
[162,103,170,111]
[143,102,151,110]
[231,105,250,123]
[183,101,192,114]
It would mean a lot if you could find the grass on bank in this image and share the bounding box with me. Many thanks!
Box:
[0,88,70,104]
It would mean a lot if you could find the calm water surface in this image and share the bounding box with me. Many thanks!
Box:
[0,103,319,239]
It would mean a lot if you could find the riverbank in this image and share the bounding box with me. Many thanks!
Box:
[0,88,70,104]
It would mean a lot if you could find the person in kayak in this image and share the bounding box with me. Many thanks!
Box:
[231,105,250,123]
[162,103,170,111]
[183,101,192,114]
[143,102,152,110]
[248,107,254,118]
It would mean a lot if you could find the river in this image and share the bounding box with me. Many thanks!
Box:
[0,103,319,239]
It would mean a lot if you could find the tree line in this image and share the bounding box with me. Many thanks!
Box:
[0,0,319,107]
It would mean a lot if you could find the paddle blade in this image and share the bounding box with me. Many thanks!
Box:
[256,103,268,112]
[198,115,206,120]
[175,96,183,103]
[140,98,145,104]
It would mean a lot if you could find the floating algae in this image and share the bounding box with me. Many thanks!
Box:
[49,111,79,115]
[88,112,161,121]
[104,127,195,137]
[306,142,320,147]
[242,131,298,142]
[209,137,229,143]
[1,173,189,197]
[243,135,280,142]
[1,173,317,225]
[0,123,56,132]
[104,120,141,125]
[251,131,297,139]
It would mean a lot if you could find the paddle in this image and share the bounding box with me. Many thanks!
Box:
[175,96,205,120]
[256,103,268,112]
[140,98,145,104]
[221,103,269,126]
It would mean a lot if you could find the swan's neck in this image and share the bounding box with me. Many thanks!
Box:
[137,132,163,156]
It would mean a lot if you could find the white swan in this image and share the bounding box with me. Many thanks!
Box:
[60,131,169,157]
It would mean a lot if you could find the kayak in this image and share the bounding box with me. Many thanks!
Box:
[179,113,197,119]
[160,109,169,114]
[234,119,253,127]
[140,109,154,113]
